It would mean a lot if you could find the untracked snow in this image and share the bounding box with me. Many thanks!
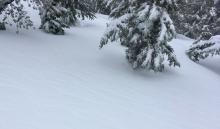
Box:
[0,14,220,129]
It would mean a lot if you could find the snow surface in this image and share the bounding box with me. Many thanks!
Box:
[200,56,220,76]
[0,14,220,129]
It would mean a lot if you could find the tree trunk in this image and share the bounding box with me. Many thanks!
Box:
[0,22,6,30]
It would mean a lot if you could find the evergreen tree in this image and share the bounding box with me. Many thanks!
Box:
[90,0,110,15]
[39,0,68,35]
[212,0,220,36]
[61,0,95,26]
[1,0,95,34]
[0,0,14,12]
[39,0,95,34]
[173,0,219,39]
[0,0,35,32]
[74,0,95,20]
[100,0,180,72]
[187,35,220,61]
[186,0,220,61]
[61,0,77,26]
[0,0,13,29]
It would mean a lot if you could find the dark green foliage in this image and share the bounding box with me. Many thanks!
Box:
[39,0,95,34]
[75,0,95,20]
[0,0,95,34]
[39,0,68,35]
[100,0,180,72]
[185,0,220,62]
[0,22,6,30]
[173,0,220,39]
[187,36,220,62]
[0,0,14,12]
[91,0,110,15]
[0,0,34,32]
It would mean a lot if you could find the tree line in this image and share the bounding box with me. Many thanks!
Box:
[0,0,220,72]
[0,0,95,34]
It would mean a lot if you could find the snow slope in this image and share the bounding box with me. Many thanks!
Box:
[0,14,220,129]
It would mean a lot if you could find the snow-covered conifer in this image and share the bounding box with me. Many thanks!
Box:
[39,0,68,35]
[1,0,95,34]
[187,35,220,61]
[0,0,14,12]
[100,0,180,72]
[74,0,95,21]
[173,0,219,39]
[186,0,220,61]
[90,0,110,15]
[40,0,95,34]
[60,0,95,26]
[0,0,34,32]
